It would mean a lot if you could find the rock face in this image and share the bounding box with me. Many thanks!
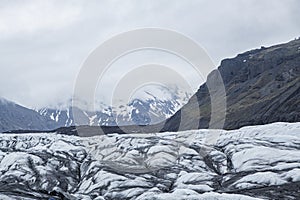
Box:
[162,38,300,131]
[0,122,299,199]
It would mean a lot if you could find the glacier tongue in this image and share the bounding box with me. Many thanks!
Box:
[0,122,299,199]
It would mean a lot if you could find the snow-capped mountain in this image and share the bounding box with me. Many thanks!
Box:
[114,88,190,126]
[0,87,190,132]
[37,87,190,129]
[0,122,299,199]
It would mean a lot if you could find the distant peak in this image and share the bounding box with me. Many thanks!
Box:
[0,97,14,105]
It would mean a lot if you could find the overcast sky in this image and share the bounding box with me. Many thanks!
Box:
[0,0,299,109]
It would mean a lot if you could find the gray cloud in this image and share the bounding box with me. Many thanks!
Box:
[0,0,299,108]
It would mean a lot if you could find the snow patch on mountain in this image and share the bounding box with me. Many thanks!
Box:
[37,86,191,128]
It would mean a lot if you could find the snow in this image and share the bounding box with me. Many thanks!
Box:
[0,122,299,199]
[89,114,97,125]
[50,112,55,120]
[233,171,287,189]
[232,168,300,190]
[230,146,300,172]
[282,168,300,182]
[0,194,33,200]
[143,190,261,200]
[37,86,190,127]
[55,110,61,122]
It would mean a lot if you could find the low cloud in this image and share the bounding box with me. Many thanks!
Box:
[0,0,299,108]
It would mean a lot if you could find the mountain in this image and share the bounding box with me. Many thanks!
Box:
[37,87,190,129]
[0,122,299,199]
[0,87,189,132]
[162,38,300,132]
[0,98,55,132]
[2,39,299,133]
[113,88,190,126]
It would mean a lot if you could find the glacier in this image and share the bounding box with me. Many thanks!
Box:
[0,122,299,199]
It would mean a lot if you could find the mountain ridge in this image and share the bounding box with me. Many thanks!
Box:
[0,87,189,132]
[1,38,299,133]
[161,38,300,131]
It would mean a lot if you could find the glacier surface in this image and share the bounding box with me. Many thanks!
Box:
[0,122,299,199]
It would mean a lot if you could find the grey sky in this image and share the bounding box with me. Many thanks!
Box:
[0,0,299,109]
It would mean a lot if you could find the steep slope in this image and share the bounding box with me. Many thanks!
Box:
[0,122,299,199]
[0,98,54,132]
[162,38,300,131]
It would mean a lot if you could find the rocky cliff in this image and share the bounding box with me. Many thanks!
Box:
[162,38,300,131]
